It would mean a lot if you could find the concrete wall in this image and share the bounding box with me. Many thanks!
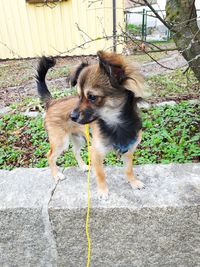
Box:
[0,164,200,266]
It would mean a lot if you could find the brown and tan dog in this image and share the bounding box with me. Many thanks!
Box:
[36,51,145,199]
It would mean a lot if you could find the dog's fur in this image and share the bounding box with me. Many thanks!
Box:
[36,51,145,199]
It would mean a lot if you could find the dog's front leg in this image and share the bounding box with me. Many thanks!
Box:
[91,147,108,199]
[122,151,145,190]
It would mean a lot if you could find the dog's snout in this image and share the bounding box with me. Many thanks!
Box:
[70,110,80,121]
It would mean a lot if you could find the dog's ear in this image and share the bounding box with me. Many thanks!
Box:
[70,62,89,86]
[97,51,126,86]
[98,50,145,97]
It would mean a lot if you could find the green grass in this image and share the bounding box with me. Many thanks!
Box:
[150,40,175,47]
[4,60,198,116]
[125,40,176,64]
[0,50,172,88]
[127,51,169,64]
[0,101,199,170]
[48,66,70,80]
[0,60,70,88]
[9,86,77,113]
[136,102,200,164]
[0,61,32,88]
[147,69,200,100]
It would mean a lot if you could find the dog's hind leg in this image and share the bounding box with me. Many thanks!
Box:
[71,134,88,172]
[47,135,69,182]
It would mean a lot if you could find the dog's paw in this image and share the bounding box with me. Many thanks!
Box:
[130,179,145,190]
[97,187,109,200]
[54,172,65,182]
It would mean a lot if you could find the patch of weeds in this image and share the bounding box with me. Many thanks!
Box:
[134,101,200,164]
[127,51,169,64]
[48,66,70,80]
[104,152,123,166]
[0,61,33,88]
[9,86,77,113]
[98,102,200,166]
[0,114,33,170]
[0,101,199,170]
[51,86,77,99]
[20,97,44,112]
[0,59,71,88]
[147,69,199,100]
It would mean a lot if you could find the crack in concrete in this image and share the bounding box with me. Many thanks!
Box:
[48,179,60,207]
[41,180,60,267]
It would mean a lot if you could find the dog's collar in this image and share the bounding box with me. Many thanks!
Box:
[113,136,137,154]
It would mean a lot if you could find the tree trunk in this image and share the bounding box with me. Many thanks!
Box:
[166,0,200,81]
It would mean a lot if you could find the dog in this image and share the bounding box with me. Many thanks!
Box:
[36,51,145,199]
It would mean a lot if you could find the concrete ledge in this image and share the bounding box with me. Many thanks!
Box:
[0,168,57,267]
[0,164,200,266]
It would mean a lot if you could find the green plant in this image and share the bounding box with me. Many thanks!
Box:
[135,101,200,164]
[48,66,70,80]
[127,24,142,35]
[147,69,199,99]
[0,101,199,170]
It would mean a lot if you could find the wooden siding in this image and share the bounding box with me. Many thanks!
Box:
[0,0,124,59]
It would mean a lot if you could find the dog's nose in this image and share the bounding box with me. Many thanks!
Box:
[70,110,80,121]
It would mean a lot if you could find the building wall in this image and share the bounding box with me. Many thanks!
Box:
[0,0,124,59]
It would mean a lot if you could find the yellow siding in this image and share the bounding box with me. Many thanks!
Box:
[0,0,124,59]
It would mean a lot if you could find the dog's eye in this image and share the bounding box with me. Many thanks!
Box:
[88,94,97,103]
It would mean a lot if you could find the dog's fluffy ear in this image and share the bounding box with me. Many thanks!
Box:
[70,62,89,86]
[97,50,144,97]
[97,51,126,86]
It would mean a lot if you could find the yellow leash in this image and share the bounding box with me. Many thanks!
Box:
[85,124,91,267]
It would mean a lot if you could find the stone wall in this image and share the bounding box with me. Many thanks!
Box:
[0,164,200,266]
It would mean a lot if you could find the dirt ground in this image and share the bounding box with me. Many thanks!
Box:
[0,51,195,108]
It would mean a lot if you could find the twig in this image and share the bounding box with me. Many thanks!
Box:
[143,0,172,30]
[97,16,108,39]
[122,29,175,70]
[145,48,177,53]
[186,0,196,26]
[179,29,200,55]
[0,41,21,58]
[125,33,176,52]
[36,1,58,8]
[88,0,103,8]
[128,0,172,30]
[75,23,93,41]
[182,66,190,75]
[52,35,115,55]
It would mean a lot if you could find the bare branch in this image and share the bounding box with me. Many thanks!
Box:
[186,0,196,26]
[0,41,21,59]
[75,23,93,41]
[130,38,172,52]
[97,16,108,39]
[121,29,175,70]
[35,1,58,8]
[146,48,178,53]
[128,0,172,30]
[52,35,115,55]
[179,29,200,55]
[182,66,190,75]
[174,16,200,27]
[88,0,103,8]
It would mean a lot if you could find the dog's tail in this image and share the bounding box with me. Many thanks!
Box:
[36,56,56,108]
